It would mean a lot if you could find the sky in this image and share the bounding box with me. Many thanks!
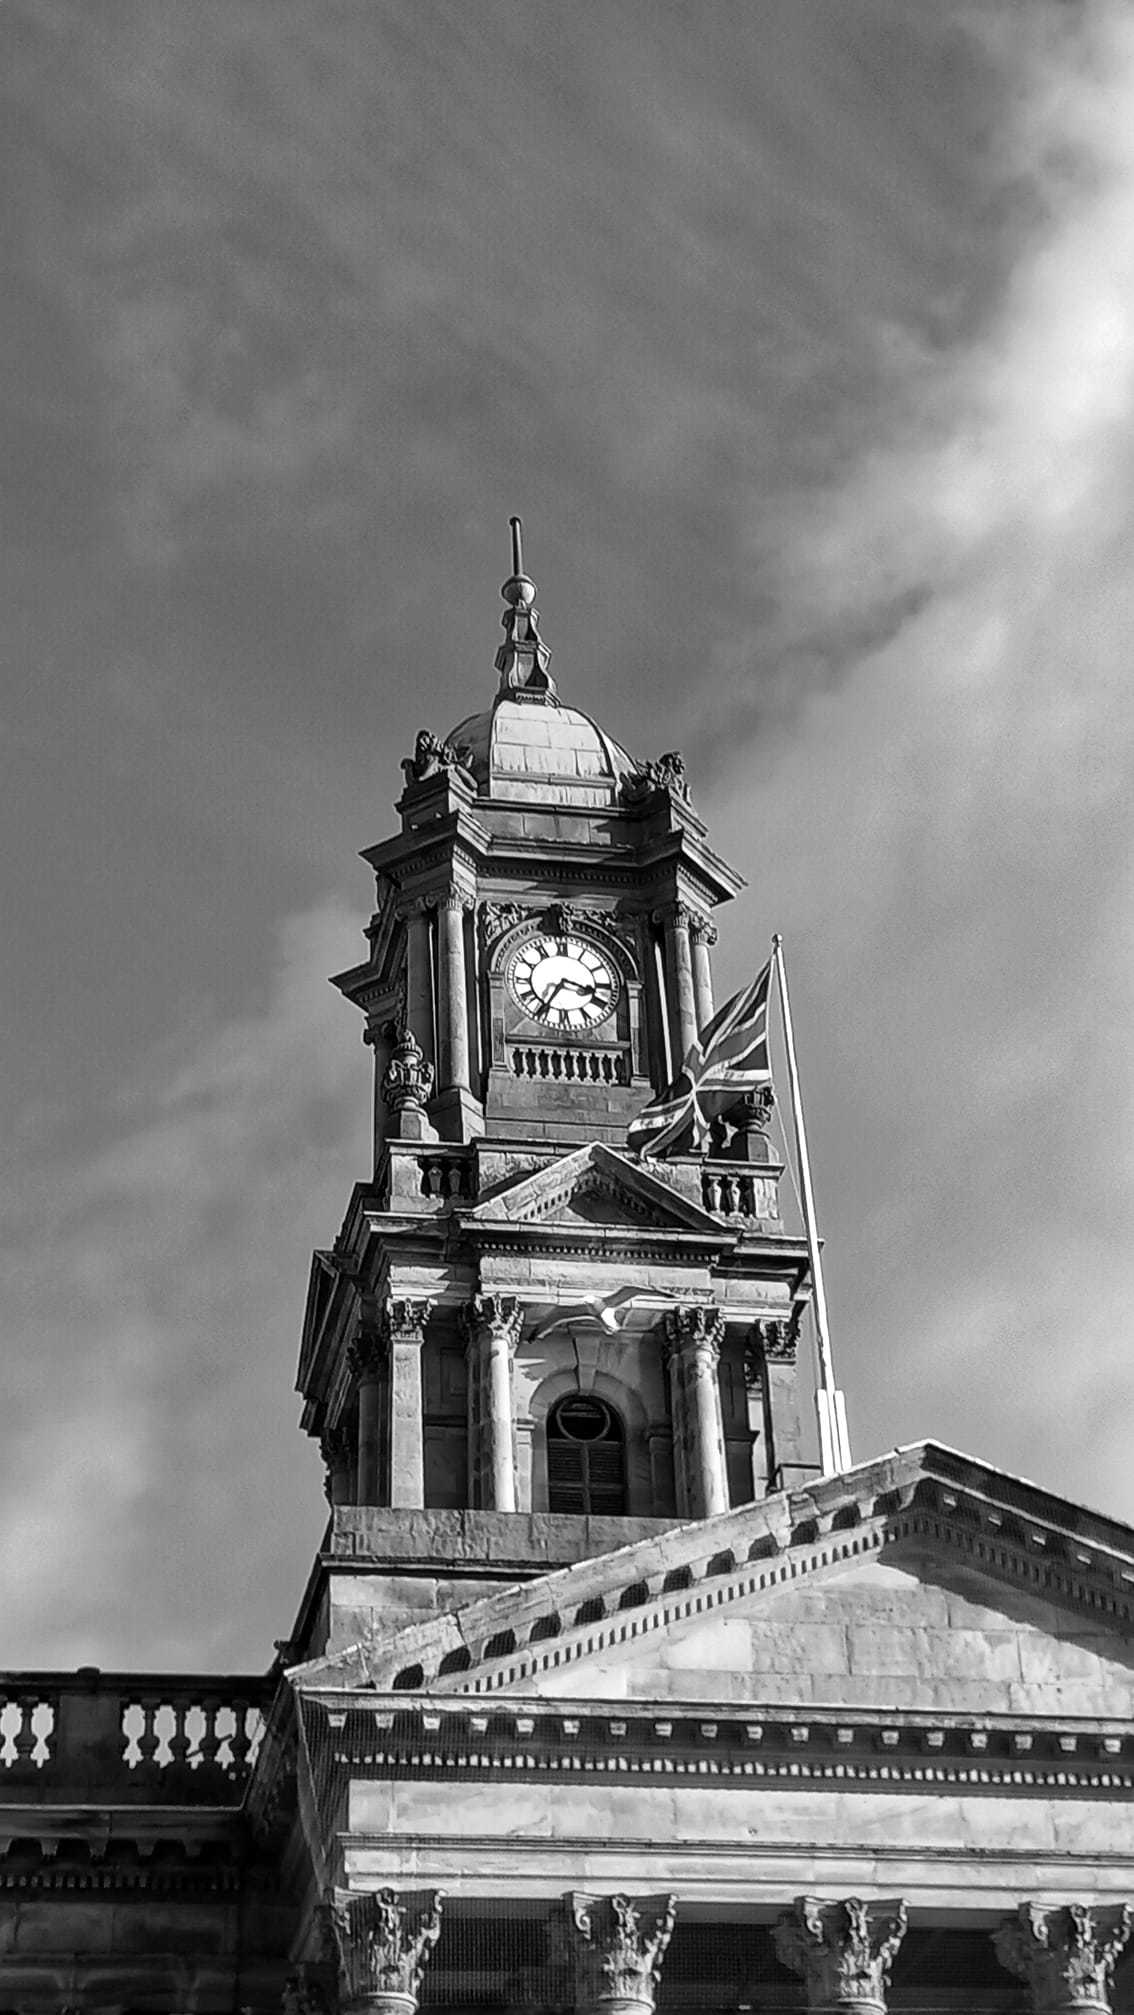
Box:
[2,0,1133,1670]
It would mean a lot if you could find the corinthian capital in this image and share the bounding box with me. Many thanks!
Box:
[331,1888,444,2012]
[567,1893,676,2013]
[774,1897,908,2013]
[994,1904,1133,2013]
[381,1298,434,1344]
[663,1305,724,1368]
[462,1292,523,1346]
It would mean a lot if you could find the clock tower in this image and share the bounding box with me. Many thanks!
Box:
[293,524,812,1653]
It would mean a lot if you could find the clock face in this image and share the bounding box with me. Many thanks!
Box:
[508,933,618,1031]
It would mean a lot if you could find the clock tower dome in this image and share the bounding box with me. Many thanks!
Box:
[294,524,811,1643]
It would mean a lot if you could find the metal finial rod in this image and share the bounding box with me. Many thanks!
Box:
[509,515,524,578]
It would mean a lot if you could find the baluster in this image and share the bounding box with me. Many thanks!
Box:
[199,1698,220,1769]
[168,1697,191,1769]
[703,1173,721,1212]
[137,1696,160,1768]
[229,1700,251,1774]
[13,1696,38,1768]
[739,1174,755,1216]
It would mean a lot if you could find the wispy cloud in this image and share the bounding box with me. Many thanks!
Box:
[707,0,1134,1515]
[0,901,366,1667]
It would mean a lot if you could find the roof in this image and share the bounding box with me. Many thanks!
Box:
[447,695,636,807]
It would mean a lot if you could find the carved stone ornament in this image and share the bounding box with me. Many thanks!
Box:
[381,1297,435,1345]
[400,729,474,790]
[620,751,691,806]
[568,1892,677,2013]
[380,1027,434,1113]
[663,1305,725,1368]
[753,1314,800,1365]
[993,1903,1134,2013]
[480,900,528,945]
[462,1292,523,1349]
[774,1896,908,2013]
[331,1888,444,2013]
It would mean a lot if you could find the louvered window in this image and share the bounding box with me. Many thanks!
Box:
[547,1395,627,1515]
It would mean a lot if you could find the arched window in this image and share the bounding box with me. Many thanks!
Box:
[546,1394,627,1515]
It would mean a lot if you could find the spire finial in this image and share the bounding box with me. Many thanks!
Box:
[496,514,556,699]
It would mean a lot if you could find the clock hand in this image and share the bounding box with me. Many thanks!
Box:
[547,978,598,1007]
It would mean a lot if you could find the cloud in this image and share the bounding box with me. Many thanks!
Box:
[703,0,1134,1516]
[0,899,367,1668]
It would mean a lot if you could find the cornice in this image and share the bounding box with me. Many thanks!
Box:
[300,1695,1134,1801]
[293,1444,1134,1704]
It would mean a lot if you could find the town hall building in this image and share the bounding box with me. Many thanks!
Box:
[2,530,1133,2015]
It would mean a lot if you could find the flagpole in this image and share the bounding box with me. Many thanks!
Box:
[771,933,852,1474]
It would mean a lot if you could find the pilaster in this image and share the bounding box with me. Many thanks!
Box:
[381,1299,433,1510]
[330,1888,443,2015]
[774,1897,908,2015]
[565,1893,676,2015]
[750,1314,804,1487]
[994,1904,1133,2014]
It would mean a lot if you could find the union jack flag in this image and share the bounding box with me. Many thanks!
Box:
[628,958,774,1158]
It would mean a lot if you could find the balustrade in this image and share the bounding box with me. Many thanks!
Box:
[510,1045,630,1085]
[0,1671,268,1801]
[700,1165,778,1219]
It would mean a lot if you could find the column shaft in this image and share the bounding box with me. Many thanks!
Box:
[665,1309,728,1517]
[355,1359,383,1506]
[465,1295,520,1511]
[687,1343,728,1516]
[662,908,699,1058]
[485,1325,516,1511]
[690,919,715,1030]
[403,903,435,1070]
[435,894,471,1092]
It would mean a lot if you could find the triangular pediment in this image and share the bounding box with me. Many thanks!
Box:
[466,1142,727,1235]
[293,1444,1134,1730]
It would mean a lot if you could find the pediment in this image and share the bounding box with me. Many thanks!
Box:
[465,1142,725,1235]
[293,1444,1134,1729]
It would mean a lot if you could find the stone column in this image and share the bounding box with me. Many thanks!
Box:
[566,1893,676,2015]
[382,1299,433,1510]
[349,1321,386,1508]
[655,904,699,1060]
[689,914,716,1032]
[331,1888,443,2015]
[464,1294,522,1511]
[432,889,472,1093]
[994,1904,1133,2014]
[774,1897,908,2015]
[664,1307,728,1517]
[400,901,435,1074]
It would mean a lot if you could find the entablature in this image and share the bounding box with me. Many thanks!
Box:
[296,1691,1134,1801]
